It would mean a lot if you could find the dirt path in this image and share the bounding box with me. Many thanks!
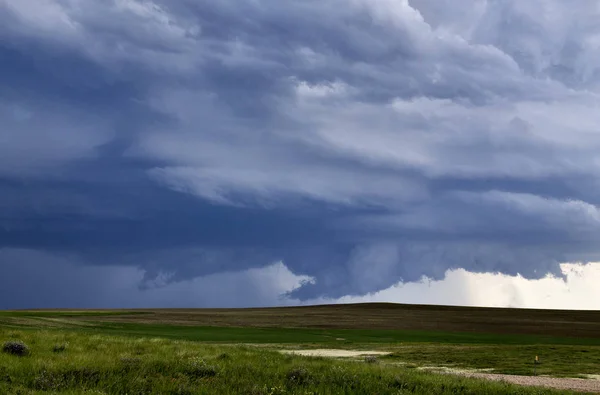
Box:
[280,349,391,357]
[445,371,600,393]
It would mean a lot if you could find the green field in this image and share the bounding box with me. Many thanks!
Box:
[1,303,599,394]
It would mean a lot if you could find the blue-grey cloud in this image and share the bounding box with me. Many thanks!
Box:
[1,0,600,307]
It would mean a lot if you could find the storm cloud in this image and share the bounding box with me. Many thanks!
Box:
[2,0,600,308]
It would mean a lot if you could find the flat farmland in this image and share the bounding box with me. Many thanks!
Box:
[6,302,600,338]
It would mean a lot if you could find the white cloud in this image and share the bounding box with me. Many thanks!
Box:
[313,262,600,310]
[1,0,202,73]
[1,0,79,41]
[148,165,426,207]
[137,87,427,207]
[289,92,600,181]
[294,80,351,99]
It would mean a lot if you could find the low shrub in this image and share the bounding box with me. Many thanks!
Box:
[2,341,29,357]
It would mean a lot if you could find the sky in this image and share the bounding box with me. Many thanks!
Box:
[2,0,600,309]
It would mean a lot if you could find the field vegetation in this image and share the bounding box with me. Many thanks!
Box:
[1,303,599,394]
[0,328,586,395]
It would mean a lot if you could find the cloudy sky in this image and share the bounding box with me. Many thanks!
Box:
[2,0,600,309]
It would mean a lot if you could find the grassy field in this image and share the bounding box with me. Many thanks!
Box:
[11,303,598,338]
[0,328,585,395]
[383,344,600,378]
[1,303,599,394]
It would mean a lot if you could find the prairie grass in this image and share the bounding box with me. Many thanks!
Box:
[0,328,583,395]
[3,303,600,340]
[4,319,600,347]
[384,344,600,378]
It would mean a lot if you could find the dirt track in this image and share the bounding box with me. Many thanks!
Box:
[281,349,391,357]
[449,371,600,393]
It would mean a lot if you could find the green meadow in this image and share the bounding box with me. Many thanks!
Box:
[1,304,599,394]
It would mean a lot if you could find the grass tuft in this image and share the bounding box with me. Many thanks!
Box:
[120,356,142,365]
[389,375,419,391]
[33,370,63,391]
[364,355,379,364]
[286,367,312,386]
[53,343,68,353]
[183,358,218,378]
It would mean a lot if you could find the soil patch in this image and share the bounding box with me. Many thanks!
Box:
[281,349,391,358]
[444,371,600,393]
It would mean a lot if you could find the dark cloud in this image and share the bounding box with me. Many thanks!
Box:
[1,0,600,307]
[0,249,307,309]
